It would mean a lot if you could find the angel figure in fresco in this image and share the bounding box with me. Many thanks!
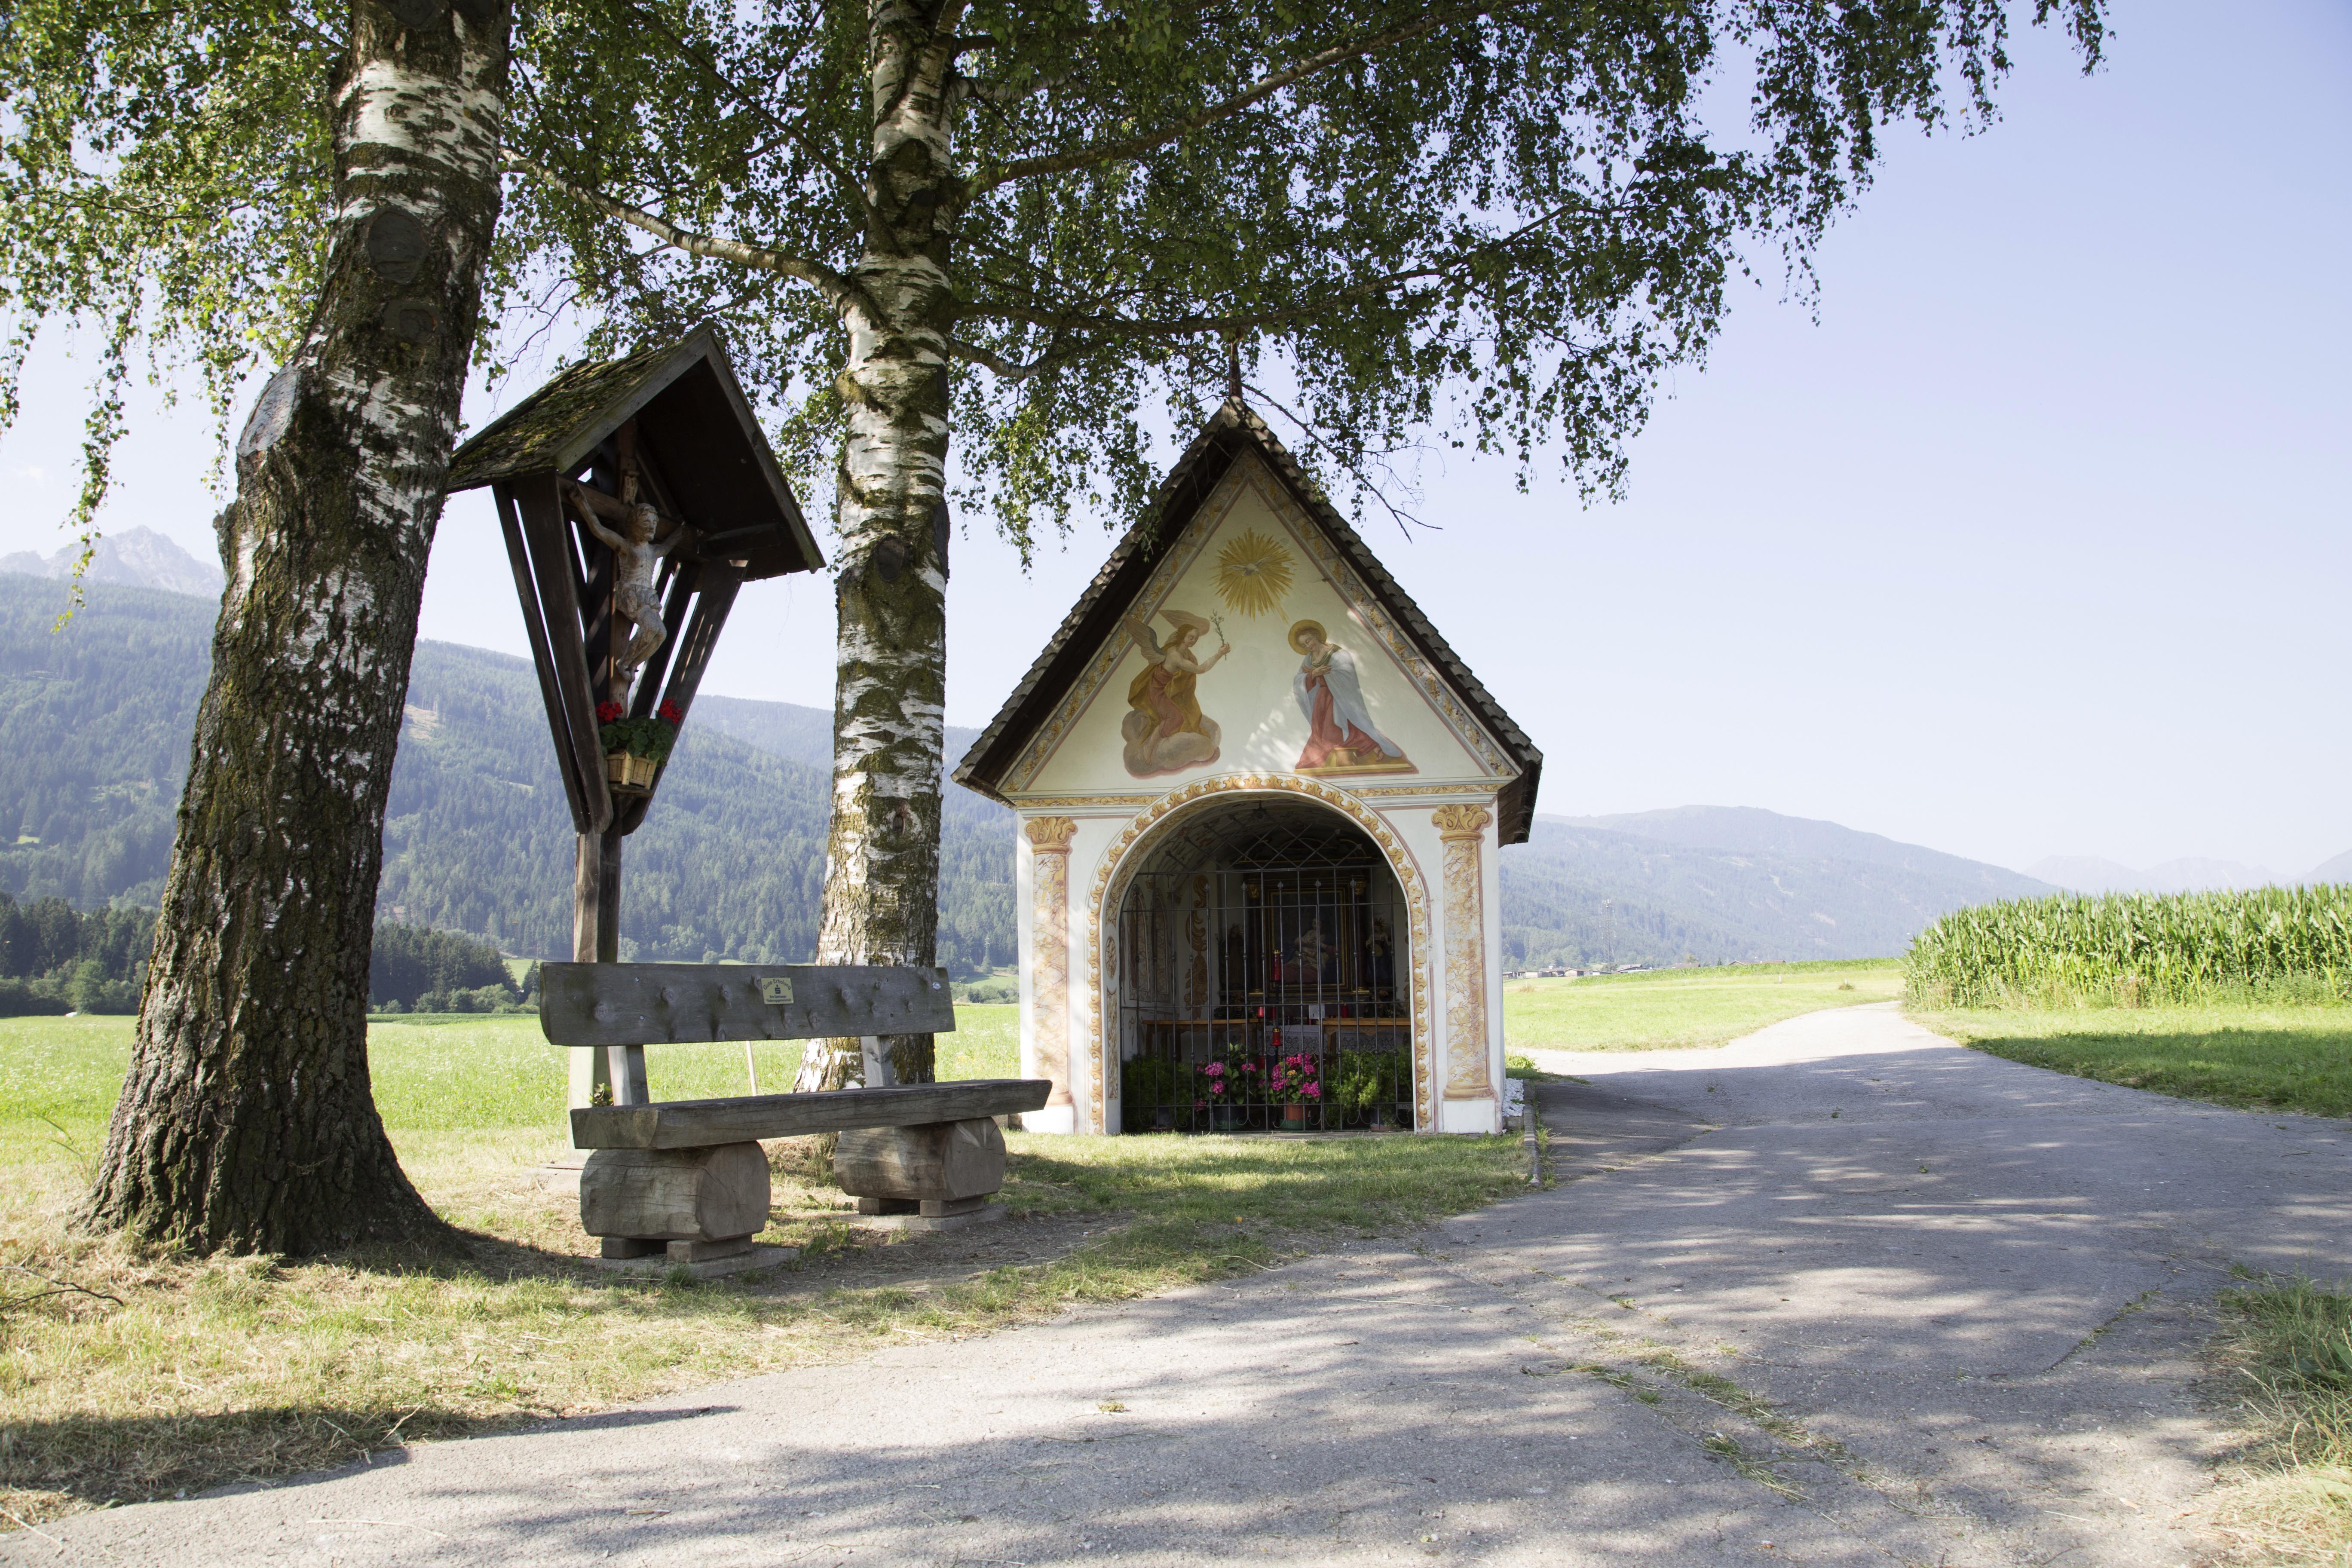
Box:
[1122,607,1230,777]
[563,473,686,678]
[1289,620,1413,774]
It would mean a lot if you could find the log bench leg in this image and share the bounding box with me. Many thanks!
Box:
[835,1119,1007,1221]
[580,1142,769,1258]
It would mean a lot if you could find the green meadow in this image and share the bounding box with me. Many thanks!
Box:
[1501,959,1903,1054]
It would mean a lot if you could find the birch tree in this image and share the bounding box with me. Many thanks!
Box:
[3,0,516,1252]
[499,0,2104,1089]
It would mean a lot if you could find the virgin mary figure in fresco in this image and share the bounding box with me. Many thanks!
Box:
[1122,607,1231,777]
[1290,620,1413,774]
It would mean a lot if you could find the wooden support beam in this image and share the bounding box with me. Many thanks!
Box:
[496,486,589,834]
[570,1079,1050,1151]
[539,962,957,1047]
[514,476,612,834]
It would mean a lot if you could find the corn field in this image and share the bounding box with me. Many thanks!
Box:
[1906,885,2352,1009]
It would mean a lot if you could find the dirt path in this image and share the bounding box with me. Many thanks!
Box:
[11,1004,2348,1566]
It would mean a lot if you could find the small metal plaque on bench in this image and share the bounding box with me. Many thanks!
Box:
[760,977,793,1005]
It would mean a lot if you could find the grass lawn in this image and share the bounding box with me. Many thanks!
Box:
[0,1004,1522,1525]
[1501,959,1903,1054]
[2202,1272,2352,1563]
[1908,1001,2352,1120]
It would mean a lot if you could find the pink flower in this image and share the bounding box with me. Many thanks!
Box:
[1305,1084,1322,1099]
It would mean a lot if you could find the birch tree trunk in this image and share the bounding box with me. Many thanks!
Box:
[82,0,511,1254]
[796,0,962,1093]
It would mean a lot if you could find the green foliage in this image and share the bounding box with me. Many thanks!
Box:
[367,922,521,1011]
[1335,1050,1406,1121]
[596,709,680,762]
[0,889,153,1014]
[1905,886,2352,1009]
[498,0,2106,547]
[1120,1056,1198,1133]
[0,0,339,539]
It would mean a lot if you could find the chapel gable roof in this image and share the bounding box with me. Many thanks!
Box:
[952,400,1544,842]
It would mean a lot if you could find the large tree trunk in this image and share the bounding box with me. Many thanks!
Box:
[797,1,964,1094]
[82,0,511,1254]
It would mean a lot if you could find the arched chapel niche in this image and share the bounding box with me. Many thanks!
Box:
[1105,794,1418,1133]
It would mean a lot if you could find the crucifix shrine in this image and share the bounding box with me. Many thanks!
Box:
[445,326,827,1109]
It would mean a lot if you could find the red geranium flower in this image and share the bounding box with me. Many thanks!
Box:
[595,700,624,723]
[657,698,684,724]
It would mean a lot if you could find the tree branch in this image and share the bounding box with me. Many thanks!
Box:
[609,0,870,223]
[945,332,1068,382]
[974,9,1484,193]
[504,154,858,307]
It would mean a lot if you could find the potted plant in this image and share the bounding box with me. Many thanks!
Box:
[1202,1043,1261,1131]
[1271,1052,1324,1130]
[598,697,683,794]
[1339,1049,1405,1130]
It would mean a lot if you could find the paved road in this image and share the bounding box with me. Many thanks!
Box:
[12,1004,2352,1566]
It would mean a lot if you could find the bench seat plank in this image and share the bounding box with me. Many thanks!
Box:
[571,1079,1052,1150]
[540,962,955,1047]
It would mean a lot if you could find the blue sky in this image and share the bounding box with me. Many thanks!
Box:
[3,0,2346,878]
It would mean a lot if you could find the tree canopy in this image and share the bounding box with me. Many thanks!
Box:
[499,0,2105,546]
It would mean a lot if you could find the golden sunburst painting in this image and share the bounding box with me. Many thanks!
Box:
[1212,527,1295,619]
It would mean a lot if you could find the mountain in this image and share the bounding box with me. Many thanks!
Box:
[2023,855,2146,893]
[1503,814,2056,969]
[0,575,1015,973]
[2312,850,2352,885]
[1556,805,2049,899]
[2026,854,2285,894]
[0,526,223,599]
[693,693,983,774]
[3,575,2057,974]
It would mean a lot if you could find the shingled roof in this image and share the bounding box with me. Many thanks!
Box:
[446,326,823,583]
[952,400,1544,843]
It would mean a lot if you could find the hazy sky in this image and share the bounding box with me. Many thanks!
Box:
[3,0,2345,878]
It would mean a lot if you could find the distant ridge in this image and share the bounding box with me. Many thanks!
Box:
[2027,854,2291,894]
[0,527,223,599]
[1506,806,2055,968]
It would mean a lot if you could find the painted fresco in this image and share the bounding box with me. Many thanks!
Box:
[1121,608,1231,776]
[1017,456,1498,797]
[1288,619,1414,775]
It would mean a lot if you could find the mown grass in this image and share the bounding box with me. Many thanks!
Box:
[1501,959,1902,1054]
[0,1005,1522,1525]
[1909,1001,2352,1120]
[2204,1274,2352,1565]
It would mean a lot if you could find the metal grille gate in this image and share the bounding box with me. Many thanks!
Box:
[1116,803,1413,1132]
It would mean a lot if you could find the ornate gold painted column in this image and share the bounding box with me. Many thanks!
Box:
[1433,805,1494,1100]
[1024,816,1079,1112]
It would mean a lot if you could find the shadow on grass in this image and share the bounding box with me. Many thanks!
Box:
[1965,1027,2352,1120]
[3,1400,735,1519]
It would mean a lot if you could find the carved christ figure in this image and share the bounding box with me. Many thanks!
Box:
[563,474,685,677]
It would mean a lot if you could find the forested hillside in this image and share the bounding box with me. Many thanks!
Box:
[2,576,1017,972]
[1502,818,2050,968]
[4,574,2037,972]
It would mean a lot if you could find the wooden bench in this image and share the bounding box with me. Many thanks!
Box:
[540,962,1050,1261]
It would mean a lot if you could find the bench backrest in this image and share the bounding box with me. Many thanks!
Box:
[539,962,956,1047]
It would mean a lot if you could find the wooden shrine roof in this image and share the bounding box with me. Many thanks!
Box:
[446,326,823,583]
